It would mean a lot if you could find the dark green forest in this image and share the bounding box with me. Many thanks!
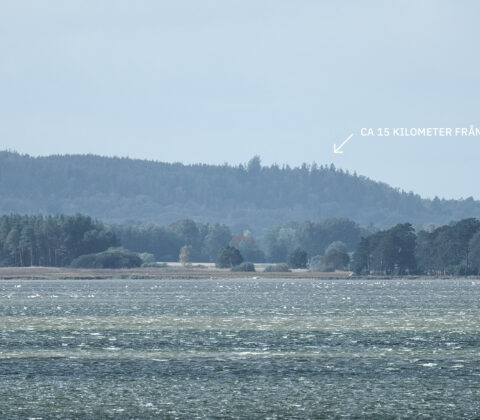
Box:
[3,212,480,276]
[1,151,479,233]
[0,214,118,267]
[352,218,480,276]
[0,213,366,267]
[112,217,366,263]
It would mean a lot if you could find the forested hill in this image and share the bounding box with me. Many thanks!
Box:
[0,151,478,233]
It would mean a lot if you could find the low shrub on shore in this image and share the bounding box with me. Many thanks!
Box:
[231,262,256,272]
[71,248,142,269]
[263,263,290,273]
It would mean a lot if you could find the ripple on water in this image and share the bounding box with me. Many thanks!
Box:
[1,278,480,418]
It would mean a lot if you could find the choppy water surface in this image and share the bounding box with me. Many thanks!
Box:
[1,278,480,419]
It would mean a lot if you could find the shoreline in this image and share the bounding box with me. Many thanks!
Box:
[0,266,476,280]
[0,266,354,280]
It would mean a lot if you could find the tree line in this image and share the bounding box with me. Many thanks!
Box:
[1,151,479,234]
[0,213,366,268]
[352,218,480,275]
[0,214,118,267]
[111,217,367,264]
[2,212,480,276]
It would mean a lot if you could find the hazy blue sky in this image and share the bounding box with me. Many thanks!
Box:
[1,1,479,199]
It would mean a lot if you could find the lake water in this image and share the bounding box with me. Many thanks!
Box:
[1,278,480,418]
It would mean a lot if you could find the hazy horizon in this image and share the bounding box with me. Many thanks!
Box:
[1,1,479,199]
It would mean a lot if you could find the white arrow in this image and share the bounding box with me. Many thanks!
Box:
[333,133,354,154]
